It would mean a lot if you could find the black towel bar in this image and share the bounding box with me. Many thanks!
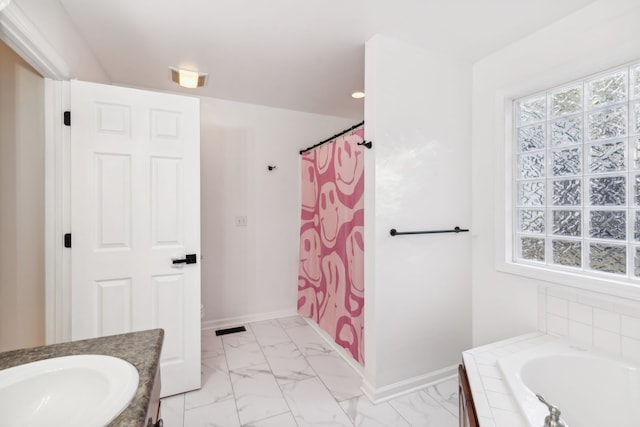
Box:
[389,226,469,236]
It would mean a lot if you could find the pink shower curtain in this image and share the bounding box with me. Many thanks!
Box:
[298,127,365,364]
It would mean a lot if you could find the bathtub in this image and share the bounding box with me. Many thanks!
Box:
[497,339,640,427]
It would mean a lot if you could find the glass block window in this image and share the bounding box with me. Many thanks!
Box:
[514,63,640,280]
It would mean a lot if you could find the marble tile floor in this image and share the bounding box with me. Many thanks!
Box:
[160,315,458,427]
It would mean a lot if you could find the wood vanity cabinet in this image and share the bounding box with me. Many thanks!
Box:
[146,365,162,427]
[459,363,479,427]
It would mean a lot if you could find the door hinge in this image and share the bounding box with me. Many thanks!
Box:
[64,233,71,248]
[64,111,71,126]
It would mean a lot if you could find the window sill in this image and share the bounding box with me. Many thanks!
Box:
[496,260,640,302]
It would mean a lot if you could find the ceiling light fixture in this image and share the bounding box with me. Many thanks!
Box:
[169,67,208,89]
[351,91,365,99]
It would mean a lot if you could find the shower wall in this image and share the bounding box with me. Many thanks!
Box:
[363,34,472,398]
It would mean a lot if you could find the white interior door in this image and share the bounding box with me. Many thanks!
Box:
[70,80,201,396]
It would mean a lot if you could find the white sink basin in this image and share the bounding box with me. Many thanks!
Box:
[0,354,139,427]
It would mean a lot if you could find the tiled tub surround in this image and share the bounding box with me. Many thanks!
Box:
[463,332,553,427]
[162,316,459,427]
[538,285,640,360]
[0,328,164,427]
[465,284,640,427]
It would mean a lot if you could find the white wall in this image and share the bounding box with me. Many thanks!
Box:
[472,0,640,346]
[0,39,45,351]
[12,0,108,82]
[363,35,471,397]
[199,97,355,327]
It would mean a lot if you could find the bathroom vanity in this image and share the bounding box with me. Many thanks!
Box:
[458,363,479,427]
[0,328,164,426]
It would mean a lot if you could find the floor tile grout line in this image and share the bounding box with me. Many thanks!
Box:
[245,320,299,427]
[388,398,417,427]
[419,381,459,418]
[437,389,460,417]
[188,317,458,427]
[280,318,358,426]
[182,358,237,412]
[297,323,447,423]
[258,318,361,426]
[220,329,245,427]
[384,390,416,426]
[281,318,342,395]
[388,386,458,427]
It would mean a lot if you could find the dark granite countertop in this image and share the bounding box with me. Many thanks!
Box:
[0,328,164,427]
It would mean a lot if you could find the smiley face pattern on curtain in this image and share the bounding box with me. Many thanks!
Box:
[298,127,365,364]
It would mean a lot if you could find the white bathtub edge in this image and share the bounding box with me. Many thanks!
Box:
[462,332,555,427]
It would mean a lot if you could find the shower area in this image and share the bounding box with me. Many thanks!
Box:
[297,122,366,364]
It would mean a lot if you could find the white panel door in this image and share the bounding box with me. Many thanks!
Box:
[70,80,201,396]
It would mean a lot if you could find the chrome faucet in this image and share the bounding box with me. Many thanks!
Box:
[536,394,566,427]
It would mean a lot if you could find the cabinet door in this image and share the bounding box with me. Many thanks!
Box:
[458,364,479,427]
[146,367,161,426]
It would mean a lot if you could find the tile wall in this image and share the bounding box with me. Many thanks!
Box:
[538,285,640,362]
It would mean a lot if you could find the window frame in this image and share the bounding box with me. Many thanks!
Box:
[497,60,640,303]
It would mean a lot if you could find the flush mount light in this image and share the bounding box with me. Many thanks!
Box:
[351,91,365,99]
[169,67,208,89]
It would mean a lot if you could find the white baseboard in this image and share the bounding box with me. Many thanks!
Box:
[201,308,298,331]
[361,365,458,404]
[301,317,457,403]
[302,316,365,379]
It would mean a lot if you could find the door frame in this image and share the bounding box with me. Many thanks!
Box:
[0,1,72,343]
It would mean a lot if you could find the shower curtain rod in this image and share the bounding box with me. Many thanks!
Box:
[299,120,364,155]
